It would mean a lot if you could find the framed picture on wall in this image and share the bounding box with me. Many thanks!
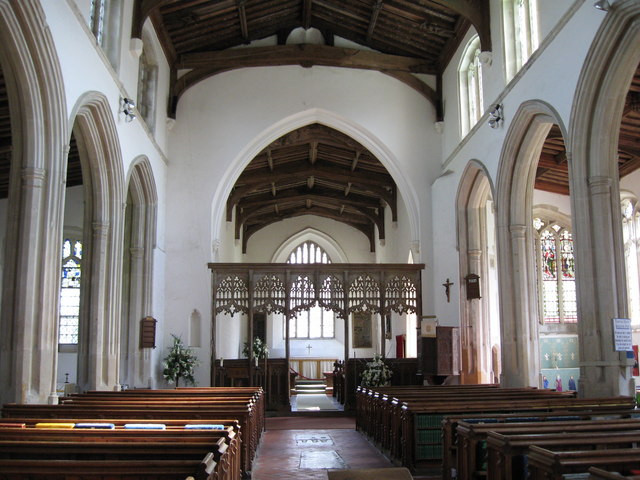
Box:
[352,312,372,348]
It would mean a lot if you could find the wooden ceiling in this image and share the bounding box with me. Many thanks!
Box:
[228,123,395,252]
[134,0,492,117]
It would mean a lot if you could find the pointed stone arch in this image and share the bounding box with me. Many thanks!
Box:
[0,0,68,403]
[495,100,568,387]
[456,159,499,384]
[568,0,640,397]
[210,108,422,261]
[71,92,125,392]
[120,156,158,388]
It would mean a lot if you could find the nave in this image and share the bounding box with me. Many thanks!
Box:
[253,416,403,480]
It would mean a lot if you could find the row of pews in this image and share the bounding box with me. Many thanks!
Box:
[356,384,640,479]
[0,386,265,480]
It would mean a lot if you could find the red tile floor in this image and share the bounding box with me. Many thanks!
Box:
[251,416,439,479]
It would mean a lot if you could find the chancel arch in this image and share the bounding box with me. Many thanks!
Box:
[568,0,640,397]
[495,100,569,388]
[210,108,422,258]
[0,0,67,404]
[456,160,500,384]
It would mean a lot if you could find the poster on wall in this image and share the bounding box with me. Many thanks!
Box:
[352,312,372,348]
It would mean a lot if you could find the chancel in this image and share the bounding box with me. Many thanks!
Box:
[1,0,640,478]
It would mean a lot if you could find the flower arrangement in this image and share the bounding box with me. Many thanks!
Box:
[242,336,269,360]
[162,334,199,387]
[360,353,393,387]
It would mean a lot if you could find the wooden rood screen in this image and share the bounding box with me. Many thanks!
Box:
[208,263,424,392]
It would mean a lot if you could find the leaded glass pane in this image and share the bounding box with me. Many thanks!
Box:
[323,311,335,338]
[309,307,322,338]
[542,278,560,323]
[59,238,82,344]
[540,230,557,280]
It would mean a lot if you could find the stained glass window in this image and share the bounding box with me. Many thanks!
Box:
[59,238,82,344]
[287,241,334,339]
[534,218,577,324]
[622,199,640,325]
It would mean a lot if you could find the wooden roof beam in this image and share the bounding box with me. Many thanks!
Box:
[429,0,491,53]
[367,1,384,42]
[303,0,313,29]
[177,44,434,74]
[237,0,249,42]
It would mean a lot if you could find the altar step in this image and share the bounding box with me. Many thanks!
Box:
[294,379,327,395]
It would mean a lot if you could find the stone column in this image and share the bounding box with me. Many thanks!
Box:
[500,224,540,387]
[575,176,634,397]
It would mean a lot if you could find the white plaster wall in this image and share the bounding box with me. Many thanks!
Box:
[533,190,573,218]
[244,215,374,263]
[621,169,640,198]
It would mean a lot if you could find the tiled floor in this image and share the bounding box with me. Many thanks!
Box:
[251,422,395,479]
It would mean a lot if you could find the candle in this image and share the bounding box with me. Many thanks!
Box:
[254,356,258,367]
[220,357,224,367]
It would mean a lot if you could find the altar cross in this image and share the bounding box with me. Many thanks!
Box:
[306,344,313,355]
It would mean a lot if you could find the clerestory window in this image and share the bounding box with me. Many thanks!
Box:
[459,35,484,136]
[503,0,540,81]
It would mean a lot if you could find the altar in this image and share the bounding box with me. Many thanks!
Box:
[290,358,337,380]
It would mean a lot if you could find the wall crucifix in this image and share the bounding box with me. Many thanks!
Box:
[442,278,454,303]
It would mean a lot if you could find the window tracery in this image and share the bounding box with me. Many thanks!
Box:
[59,238,82,344]
[622,198,640,325]
[459,36,484,135]
[503,0,540,81]
[533,217,577,324]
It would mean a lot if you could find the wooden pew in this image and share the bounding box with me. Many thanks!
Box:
[441,409,638,480]
[1,389,262,477]
[486,429,640,480]
[0,424,240,480]
[455,417,640,480]
[527,446,640,479]
[589,467,640,479]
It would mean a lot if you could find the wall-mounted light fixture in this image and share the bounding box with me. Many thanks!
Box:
[121,97,137,122]
[488,104,503,129]
[594,0,610,11]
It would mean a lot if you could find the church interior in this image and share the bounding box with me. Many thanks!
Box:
[1,0,640,478]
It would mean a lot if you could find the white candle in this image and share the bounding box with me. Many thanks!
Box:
[254,356,258,367]
[220,357,224,367]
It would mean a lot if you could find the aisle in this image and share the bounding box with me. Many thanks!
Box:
[251,416,394,479]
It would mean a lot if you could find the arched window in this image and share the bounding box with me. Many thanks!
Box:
[622,198,640,325]
[287,241,334,339]
[503,0,540,81]
[88,0,122,69]
[136,39,158,132]
[459,35,484,136]
[533,217,577,324]
[59,238,82,344]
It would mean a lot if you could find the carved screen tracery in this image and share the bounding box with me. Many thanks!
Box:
[290,274,316,316]
[385,275,418,315]
[214,274,249,316]
[348,274,381,314]
[318,274,346,319]
[253,273,286,314]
